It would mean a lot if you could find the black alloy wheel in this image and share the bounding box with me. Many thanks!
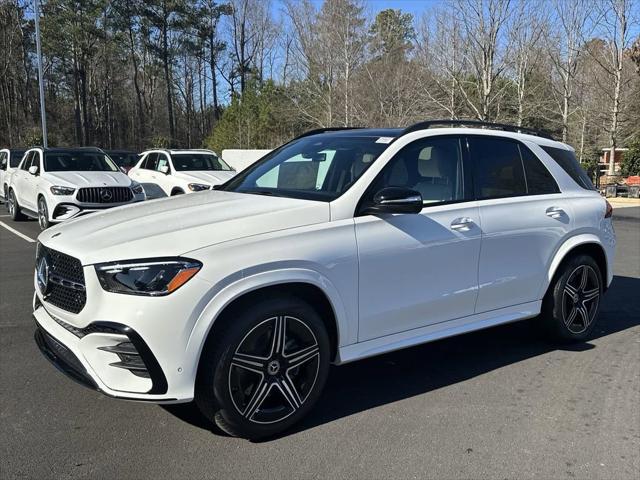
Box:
[196,296,330,439]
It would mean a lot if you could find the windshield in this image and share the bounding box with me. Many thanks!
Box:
[108,152,138,168]
[222,135,390,201]
[172,153,232,172]
[44,151,119,172]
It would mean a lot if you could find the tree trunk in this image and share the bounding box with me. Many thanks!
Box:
[162,5,176,143]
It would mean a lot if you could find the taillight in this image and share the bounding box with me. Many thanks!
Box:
[605,200,613,218]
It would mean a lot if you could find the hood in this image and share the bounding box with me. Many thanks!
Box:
[174,170,236,186]
[38,191,330,265]
[44,171,133,187]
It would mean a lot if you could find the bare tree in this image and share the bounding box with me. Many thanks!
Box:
[593,0,637,174]
[454,0,512,121]
[508,0,547,126]
[546,0,591,142]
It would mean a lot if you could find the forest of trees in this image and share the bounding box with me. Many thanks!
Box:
[1,0,639,174]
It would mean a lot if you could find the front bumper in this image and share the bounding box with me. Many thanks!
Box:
[33,304,177,402]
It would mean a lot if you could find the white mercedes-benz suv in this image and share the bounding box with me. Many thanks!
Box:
[8,147,146,229]
[0,148,26,205]
[128,148,235,196]
[33,121,616,439]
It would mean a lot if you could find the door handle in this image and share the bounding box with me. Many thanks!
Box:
[546,206,565,219]
[450,217,475,231]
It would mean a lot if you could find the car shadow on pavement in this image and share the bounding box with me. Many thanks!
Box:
[163,275,640,440]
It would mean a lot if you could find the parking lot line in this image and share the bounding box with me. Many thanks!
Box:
[0,220,36,243]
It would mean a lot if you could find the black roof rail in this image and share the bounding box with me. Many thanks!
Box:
[293,126,365,140]
[402,119,553,140]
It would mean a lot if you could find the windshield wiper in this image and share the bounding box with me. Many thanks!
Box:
[241,189,278,197]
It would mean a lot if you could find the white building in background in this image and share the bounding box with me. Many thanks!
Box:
[222,149,272,172]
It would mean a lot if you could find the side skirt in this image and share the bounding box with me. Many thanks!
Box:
[336,301,541,365]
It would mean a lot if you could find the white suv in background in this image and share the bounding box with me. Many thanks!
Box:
[32,121,615,440]
[128,149,236,196]
[8,147,145,229]
[0,148,26,205]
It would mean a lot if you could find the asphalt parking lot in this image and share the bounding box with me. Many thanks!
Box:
[1,208,639,479]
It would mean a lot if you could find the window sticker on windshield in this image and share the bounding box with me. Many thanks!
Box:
[376,137,394,144]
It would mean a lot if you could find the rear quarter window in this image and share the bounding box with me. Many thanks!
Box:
[541,146,595,190]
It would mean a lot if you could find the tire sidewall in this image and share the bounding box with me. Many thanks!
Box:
[38,197,49,230]
[202,296,331,439]
[547,254,603,342]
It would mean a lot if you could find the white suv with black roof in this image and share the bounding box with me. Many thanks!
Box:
[8,147,145,229]
[128,148,236,196]
[32,121,615,439]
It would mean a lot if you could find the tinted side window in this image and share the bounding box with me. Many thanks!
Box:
[470,137,526,199]
[0,152,6,170]
[21,152,34,170]
[9,151,25,168]
[520,145,560,194]
[541,146,594,190]
[156,153,170,172]
[143,153,158,170]
[368,136,467,205]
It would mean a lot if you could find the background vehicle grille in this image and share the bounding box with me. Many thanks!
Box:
[77,187,133,204]
[37,244,86,314]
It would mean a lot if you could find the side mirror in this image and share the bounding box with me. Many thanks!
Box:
[363,187,423,215]
[158,165,169,174]
[28,165,39,176]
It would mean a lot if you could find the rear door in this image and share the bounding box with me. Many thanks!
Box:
[470,136,573,313]
[13,151,34,206]
[130,153,156,184]
[0,152,7,196]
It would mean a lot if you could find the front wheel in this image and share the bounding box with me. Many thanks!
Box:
[542,254,603,342]
[196,296,330,439]
[38,197,51,230]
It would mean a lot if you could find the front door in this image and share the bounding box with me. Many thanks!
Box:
[355,135,482,342]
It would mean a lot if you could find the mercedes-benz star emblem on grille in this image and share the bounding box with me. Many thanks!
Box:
[100,188,113,202]
[37,255,50,296]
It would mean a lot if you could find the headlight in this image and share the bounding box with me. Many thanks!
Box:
[188,183,211,192]
[95,258,202,296]
[50,186,76,195]
[131,182,144,195]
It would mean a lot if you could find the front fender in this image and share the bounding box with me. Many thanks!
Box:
[183,267,353,382]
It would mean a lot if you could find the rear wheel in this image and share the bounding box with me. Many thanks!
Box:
[542,254,602,342]
[38,196,50,230]
[195,296,330,439]
[8,190,25,221]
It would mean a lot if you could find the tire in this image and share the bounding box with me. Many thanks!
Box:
[195,295,331,440]
[8,190,25,221]
[38,196,50,230]
[541,254,603,342]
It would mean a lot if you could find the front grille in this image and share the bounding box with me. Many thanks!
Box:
[77,186,133,204]
[37,244,86,313]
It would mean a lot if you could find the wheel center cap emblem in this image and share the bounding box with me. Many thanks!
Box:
[267,360,280,376]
